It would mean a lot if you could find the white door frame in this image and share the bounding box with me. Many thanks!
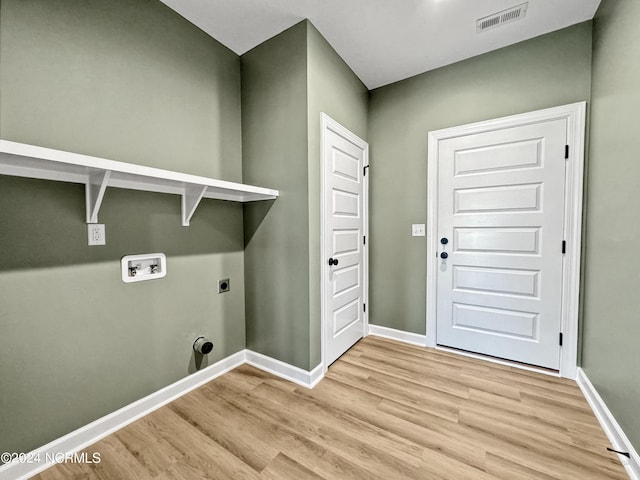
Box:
[320,113,369,374]
[426,102,586,379]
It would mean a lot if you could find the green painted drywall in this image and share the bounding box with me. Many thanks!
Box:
[242,22,311,369]
[306,22,368,368]
[367,23,593,335]
[582,0,640,452]
[242,21,367,370]
[0,0,242,180]
[0,0,245,455]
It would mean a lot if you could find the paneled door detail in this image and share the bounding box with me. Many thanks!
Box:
[436,119,567,369]
[323,115,368,367]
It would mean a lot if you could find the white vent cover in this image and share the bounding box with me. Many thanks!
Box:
[477,2,528,33]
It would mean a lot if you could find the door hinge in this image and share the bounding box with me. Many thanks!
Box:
[559,332,563,346]
[363,165,370,176]
[363,303,366,313]
[363,235,366,245]
[562,240,566,254]
[565,145,569,159]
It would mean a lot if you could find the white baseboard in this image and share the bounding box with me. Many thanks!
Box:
[576,367,640,480]
[0,350,246,480]
[0,349,322,480]
[368,324,427,347]
[245,350,324,389]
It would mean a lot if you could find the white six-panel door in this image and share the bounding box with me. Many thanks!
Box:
[436,119,567,370]
[322,115,368,368]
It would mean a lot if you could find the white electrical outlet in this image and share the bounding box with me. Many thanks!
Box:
[88,224,106,246]
[412,224,425,237]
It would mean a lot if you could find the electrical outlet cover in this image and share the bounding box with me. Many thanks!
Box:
[88,224,106,245]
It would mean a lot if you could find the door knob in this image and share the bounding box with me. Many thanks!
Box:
[328,258,339,266]
[440,252,448,259]
[440,237,449,245]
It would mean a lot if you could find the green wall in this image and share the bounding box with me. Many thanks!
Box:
[242,21,368,370]
[582,0,640,452]
[367,23,593,335]
[242,22,311,369]
[0,0,245,455]
[306,23,369,367]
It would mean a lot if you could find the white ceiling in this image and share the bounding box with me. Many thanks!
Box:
[159,0,601,90]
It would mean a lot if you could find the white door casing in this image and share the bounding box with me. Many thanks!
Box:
[321,113,369,370]
[427,102,586,378]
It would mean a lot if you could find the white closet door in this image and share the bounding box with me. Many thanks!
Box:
[323,122,367,367]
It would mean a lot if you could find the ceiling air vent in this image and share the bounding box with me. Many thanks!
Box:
[476,2,528,33]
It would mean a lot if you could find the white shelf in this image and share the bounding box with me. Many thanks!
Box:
[0,140,279,226]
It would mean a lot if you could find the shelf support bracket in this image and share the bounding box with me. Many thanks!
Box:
[182,184,208,226]
[86,170,111,223]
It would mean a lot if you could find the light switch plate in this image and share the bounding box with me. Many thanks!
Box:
[88,224,106,245]
[412,224,425,237]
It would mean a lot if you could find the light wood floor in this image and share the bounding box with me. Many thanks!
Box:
[34,336,627,479]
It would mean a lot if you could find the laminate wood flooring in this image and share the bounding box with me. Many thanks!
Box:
[33,336,627,479]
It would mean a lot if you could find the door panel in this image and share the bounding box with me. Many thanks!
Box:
[437,119,566,370]
[452,303,537,339]
[332,148,360,181]
[332,189,360,217]
[454,183,542,213]
[324,121,367,367]
[333,230,360,255]
[454,139,542,176]
[453,266,540,297]
[334,299,360,335]
[454,227,540,254]
[333,265,360,296]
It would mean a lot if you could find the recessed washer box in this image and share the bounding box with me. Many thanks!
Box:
[121,253,166,283]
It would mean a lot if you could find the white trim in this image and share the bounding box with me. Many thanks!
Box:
[363,136,370,360]
[426,102,586,379]
[577,368,640,480]
[0,350,246,480]
[245,350,324,389]
[320,113,369,374]
[368,324,427,347]
[0,349,324,480]
[558,103,586,379]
